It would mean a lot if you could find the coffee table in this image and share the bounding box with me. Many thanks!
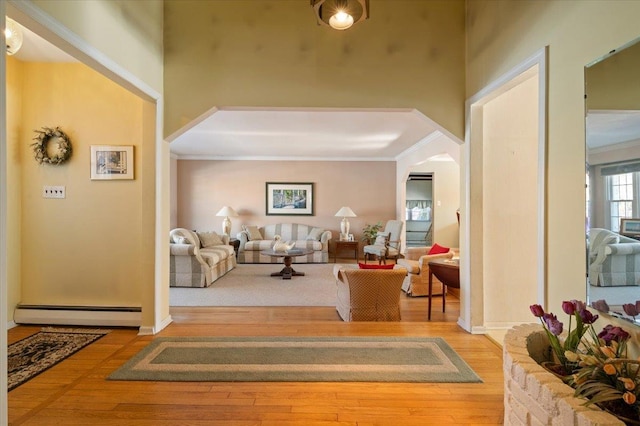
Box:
[261,248,314,279]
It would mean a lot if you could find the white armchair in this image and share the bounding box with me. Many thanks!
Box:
[362,220,404,264]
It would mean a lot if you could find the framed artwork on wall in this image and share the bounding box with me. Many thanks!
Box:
[90,145,134,180]
[266,182,314,216]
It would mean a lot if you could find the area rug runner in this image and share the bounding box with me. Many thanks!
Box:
[8,327,110,391]
[108,336,482,383]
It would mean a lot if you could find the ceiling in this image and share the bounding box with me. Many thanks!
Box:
[587,110,640,150]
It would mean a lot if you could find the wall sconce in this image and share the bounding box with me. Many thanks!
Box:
[216,206,239,237]
[311,0,369,31]
[335,206,357,241]
[5,17,23,56]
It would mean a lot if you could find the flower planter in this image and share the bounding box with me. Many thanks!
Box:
[504,324,625,425]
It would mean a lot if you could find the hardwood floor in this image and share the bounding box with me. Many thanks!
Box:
[8,261,504,425]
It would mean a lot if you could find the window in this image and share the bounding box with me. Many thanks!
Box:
[606,172,639,231]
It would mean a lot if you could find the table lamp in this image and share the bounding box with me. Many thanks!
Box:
[216,206,239,237]
[335,206,356,241]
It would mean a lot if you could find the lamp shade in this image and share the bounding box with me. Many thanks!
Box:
[335,206,356,217]
[216,206,239,217]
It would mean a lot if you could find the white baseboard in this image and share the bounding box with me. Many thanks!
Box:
[138,314,173,335]
[6,320,17,329]
[14,305,141,327]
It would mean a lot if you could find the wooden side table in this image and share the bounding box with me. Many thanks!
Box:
[229,238,240,257]
[334,240,359,263]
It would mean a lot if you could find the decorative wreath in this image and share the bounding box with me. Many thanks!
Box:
[31,127,72,165]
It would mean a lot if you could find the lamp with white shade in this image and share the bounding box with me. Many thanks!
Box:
[216,206,239,237]
[335,206,356,241]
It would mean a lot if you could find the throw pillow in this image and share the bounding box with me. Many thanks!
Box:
[428,243,450,255]
[306,227,324,241]
[243,225,263,241]
[197,231,224,248]
[374,232,389,246]
[358,263,394,270]
[174,236,189,245]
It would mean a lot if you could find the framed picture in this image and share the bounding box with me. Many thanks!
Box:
[266,182,314,216]
[620,218,640,236]
[90,145,134,180]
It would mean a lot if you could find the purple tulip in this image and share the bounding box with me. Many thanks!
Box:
[591,299,610,312]
[530,304,544,317]
[579,309,599,325]
[623,303,639,317]
[572,300,586,312]
[598,325,631,344]
[562,301,576,315]
[545,318,563,336]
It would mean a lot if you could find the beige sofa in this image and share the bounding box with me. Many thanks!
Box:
[169,228,236,287]
[237,223,331,263]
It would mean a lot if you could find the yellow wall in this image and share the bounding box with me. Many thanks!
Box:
[467,1,640,319]
[176,160,397,247]
[163,0,465,139]
[17,62,150,308]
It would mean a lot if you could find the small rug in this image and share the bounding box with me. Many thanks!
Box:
[8,327,110,391]
[108,336,482,383]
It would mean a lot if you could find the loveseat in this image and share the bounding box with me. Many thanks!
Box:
[588,227,640,287]
[237,223,331,263]
[169,228,236,287]
[396,245,456,296]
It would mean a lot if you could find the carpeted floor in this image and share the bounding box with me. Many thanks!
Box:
[170,263,341,307]
[108,336,482,383]
[8,328,110,391]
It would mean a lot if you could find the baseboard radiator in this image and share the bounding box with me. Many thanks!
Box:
[14,304,142,327]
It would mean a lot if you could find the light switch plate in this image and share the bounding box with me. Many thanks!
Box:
[43,186,65,199]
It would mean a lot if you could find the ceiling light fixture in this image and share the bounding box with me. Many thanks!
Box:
[5,17,23,56]
[311,0,369,31]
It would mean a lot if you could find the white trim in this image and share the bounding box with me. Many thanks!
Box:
[14,308,141,327]
[175,155,398,162]
[6,321,16,330]
[5,1,170,337]
[463,47,548,332]
[1,2,8,423]
[395,131,444,161]
[139,315,173,336]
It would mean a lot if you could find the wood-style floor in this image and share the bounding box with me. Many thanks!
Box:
[8,260,504,425]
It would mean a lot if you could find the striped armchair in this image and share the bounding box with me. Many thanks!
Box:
[333,265,407,321]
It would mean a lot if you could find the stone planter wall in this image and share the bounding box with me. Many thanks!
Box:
[503,324,624,425]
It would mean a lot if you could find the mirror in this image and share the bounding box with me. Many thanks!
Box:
[586,36,640,325]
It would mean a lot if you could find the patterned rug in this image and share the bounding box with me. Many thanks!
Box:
[8,327,110,391]
[108,336,482,383]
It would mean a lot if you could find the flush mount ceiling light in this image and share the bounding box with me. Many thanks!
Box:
[311,0,369,31]
[5,17,23,55]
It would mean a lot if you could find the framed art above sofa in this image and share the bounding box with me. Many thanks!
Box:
[266,182,314,216]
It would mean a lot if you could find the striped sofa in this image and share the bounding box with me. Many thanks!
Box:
[588,227,640,287]
[237,223,332,264]
[169,228,237,287]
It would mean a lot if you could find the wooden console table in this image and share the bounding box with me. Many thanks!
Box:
[427,259,460,320]
[334,240,359,263]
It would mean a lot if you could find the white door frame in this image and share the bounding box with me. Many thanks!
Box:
[461,47,548,333]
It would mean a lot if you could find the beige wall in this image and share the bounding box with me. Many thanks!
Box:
[15,62,151,308]
[176,160,396,248]
[467,1,640,323]
[482,75,539,326]
[163,0,465,139]
[31,0,164,93]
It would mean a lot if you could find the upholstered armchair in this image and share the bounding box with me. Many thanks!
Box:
[396,246,456,296]
[333,265,407,321]
[362,220,404,264]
